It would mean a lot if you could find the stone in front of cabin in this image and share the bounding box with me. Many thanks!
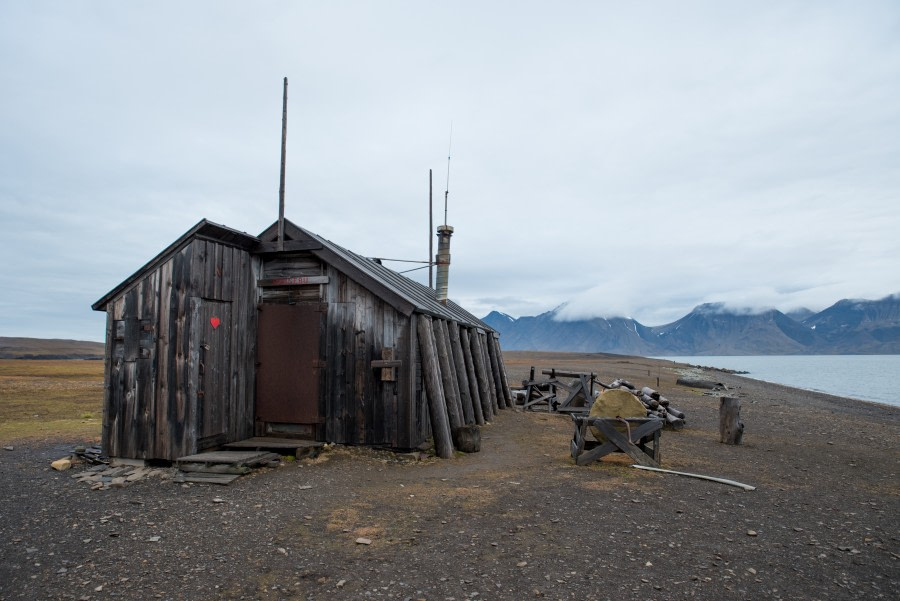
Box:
[51,458,72,471]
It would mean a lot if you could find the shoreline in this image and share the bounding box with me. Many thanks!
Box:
[656,354,899,408]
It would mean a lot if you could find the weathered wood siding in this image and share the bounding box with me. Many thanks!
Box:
[260,254,324,304]
[103,238,258,460]
[323,266,419,448]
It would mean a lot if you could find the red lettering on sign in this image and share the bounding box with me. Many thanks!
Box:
[272,276,309,285]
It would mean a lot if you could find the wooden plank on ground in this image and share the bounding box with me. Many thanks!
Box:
[175,450,271,464]
[173,472,242,485]
[225,437,325,451]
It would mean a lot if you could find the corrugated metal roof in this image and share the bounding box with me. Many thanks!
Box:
[296,225,494,333]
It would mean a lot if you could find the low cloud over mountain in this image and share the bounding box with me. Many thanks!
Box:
[484,295,900,355]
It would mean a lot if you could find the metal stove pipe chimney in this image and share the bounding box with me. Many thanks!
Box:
[435,225,454,304]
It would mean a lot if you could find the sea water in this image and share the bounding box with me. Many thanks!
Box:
[657,355,900,408]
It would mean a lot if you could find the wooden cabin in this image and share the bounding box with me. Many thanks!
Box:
[92,218,511,461]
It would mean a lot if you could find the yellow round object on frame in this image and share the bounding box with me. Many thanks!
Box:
[588,388,647,442]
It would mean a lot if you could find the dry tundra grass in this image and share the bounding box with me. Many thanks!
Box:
[0,359,103,443]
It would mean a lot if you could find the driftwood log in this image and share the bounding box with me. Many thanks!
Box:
[606,380,685,429]
[416,316,453,458]
[432,318,463,430]
[481,333,501,412]
[492,336,514,408]
[487,335,511,408]
[677,377,725,390]
[448,321,475,425]
[469,331,494,421]
[458,327,485,425]
[476,333,499,414]
[719,396,744,444]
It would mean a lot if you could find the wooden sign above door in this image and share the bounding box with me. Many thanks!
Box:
[258,276,330,287]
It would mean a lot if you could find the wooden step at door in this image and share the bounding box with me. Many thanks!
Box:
[173,450,283,485]
[224,437,325,458]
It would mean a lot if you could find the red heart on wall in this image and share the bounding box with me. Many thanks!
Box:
[210,317,221,329]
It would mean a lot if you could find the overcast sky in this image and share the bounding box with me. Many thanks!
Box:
[2,1,898,342]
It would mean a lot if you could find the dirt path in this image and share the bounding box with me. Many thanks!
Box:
[1,354,897,600]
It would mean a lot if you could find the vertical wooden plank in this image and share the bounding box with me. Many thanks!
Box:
[221,245,234,302]
[325,301,338,442]
[238,251,259,441]
[352,284,370,445]
[120,287,139,458]
[134,273,157,459]
[189,239,204,299]
[213,242,224,300]
[342,302,357,443]
[415,317,429,443]
[364,292,378,444]
[326,301,356,443]
[154,258,173,459]
[208,241,218,299]
[186,296,201,456]
[459,327,484,425]
[203,240,215,299]
[401,313,418,449]
[171,243,193,459]
[383,309,398,447]
[101,307,114,457]
[227,247,244,442]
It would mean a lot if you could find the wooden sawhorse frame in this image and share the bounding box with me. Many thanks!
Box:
[522,367,597,413]
[571,416,662,467]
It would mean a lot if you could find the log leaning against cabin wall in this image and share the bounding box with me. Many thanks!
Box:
[438,318,466,425]
[432,318,464,430]
[416,315,454,458]
[485,334,508,409]
[458,326,485,425]
[469,330,495,421]
[488,335,513,408]
[448,321,476,425]
[478,332,500,413]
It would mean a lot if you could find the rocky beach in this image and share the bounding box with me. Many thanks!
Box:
[0,352,897,600]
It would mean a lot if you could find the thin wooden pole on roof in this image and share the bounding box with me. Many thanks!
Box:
[429,169,433,289]
[278,77,288,251]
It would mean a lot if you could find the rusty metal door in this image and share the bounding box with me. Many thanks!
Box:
[256,303,322,424]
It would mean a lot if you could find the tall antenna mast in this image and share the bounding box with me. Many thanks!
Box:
[444,122,452,226]
[277,77,288,251]
[428,169,434,289]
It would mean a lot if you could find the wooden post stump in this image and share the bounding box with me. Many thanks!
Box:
[452,425,481,453]
[719,396,744,445]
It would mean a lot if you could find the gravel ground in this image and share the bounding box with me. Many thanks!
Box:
[1,356,898,601]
